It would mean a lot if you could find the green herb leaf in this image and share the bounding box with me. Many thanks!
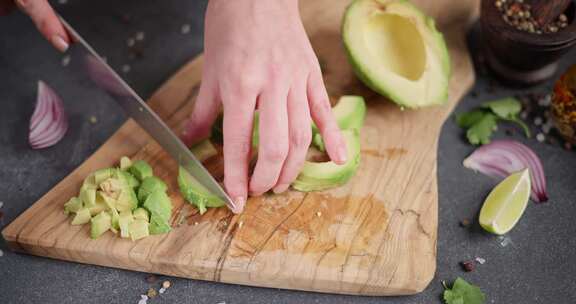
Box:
[443,277,486,304]
[466,113,497,145]
[504,117,532,138]
[481,97,522,119]
[456,110,487,128]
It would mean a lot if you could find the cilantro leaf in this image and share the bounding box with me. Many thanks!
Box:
[456,110,487,128]
[466,113,497,145]
[481,97,522,119]
[443,277,486,304]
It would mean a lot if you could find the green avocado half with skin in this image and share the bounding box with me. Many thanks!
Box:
[342,0,451,108]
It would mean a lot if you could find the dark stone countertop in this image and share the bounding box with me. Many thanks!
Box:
[1,1,575,303]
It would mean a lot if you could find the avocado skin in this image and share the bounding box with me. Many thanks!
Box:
[342,0,451,108]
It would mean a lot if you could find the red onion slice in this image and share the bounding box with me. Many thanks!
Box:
[463,139,548,203]
[29,81,68,149]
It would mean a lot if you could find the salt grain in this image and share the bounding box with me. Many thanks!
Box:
[158,287,166,294]
[136,32,145,41]
[475,257,486,264]
[181,24,191,34]
[316,211,322,217]
[89,116,98,124]
[61,55,71,67]
[138,295,148,304]
[162,280,171,289]
[122,64,131,74]
[0,249,4,257]
[0,201,3,209]
[127,38,136,47]
[534,117,543,126]
[536,133,545,142]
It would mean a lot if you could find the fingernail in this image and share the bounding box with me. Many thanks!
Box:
[231,196,246,214]
[273,184,290,194]
[51,35,69,52]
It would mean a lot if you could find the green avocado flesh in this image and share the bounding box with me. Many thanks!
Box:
[138,176,168,202]
[191,140,218,162]
[342,0,450,108]
[90,211,111,239]
[128,160,153,181]
[292,129,361,192]
[64,157,172,240]
[312,95,366,151]
[178,166,225,214]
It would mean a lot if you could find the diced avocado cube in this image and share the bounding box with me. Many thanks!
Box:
[137,176,168,202]
[149,214,171,235]
[80,185,97,207]
[143,191,172,221]
[99,191,116,210]
[90,211,112,239]
[115,188,138,212]
[110,207,120,230]
[178,166,224,214]
[128,160,153,181]
[89,200,109,216]
[64,197,83,214]
[82,173,97,188]
[118,211,134,238]
[71,208,91,225]
[129,219,149,241]
[190,140,218,162]
[133,208,150,222]
[94,168,115,185]
[117,170,139,189]
[119,156,132,170]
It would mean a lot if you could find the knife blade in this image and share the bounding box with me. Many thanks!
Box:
[59,18,236,211]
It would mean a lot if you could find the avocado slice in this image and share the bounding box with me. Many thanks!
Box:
[342,0,450,108]
[133,208,150,222]
[90,211,112,239]
[71,208,92,225]
[64,197,83,214]
[177,166,225,214]
[129,219,149,241]
[137,176,168,202]
[118,211,134,238]
[191,140,218,162]
[292,129,361,191]
[119,156,132,170]
[128,160,153,181]
[312,95,366,151]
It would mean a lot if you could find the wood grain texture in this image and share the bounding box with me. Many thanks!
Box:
[2,0,479,295]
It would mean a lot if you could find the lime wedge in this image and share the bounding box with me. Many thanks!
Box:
[479,168,531,235]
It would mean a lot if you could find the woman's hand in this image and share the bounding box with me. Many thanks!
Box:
[0,0,70,51]
[183,0,347,213]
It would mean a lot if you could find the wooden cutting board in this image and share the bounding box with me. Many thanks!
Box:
[2,0,478,296]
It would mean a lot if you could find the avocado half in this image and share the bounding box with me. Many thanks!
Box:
[343,0,451,108]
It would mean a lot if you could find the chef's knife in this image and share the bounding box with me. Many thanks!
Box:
[60,18,236,211]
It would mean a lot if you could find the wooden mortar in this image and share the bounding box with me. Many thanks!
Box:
[481,0,576,86]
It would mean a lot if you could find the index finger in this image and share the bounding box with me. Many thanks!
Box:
[17,0,70,52]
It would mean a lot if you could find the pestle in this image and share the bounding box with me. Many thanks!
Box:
[531,0,572,27]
